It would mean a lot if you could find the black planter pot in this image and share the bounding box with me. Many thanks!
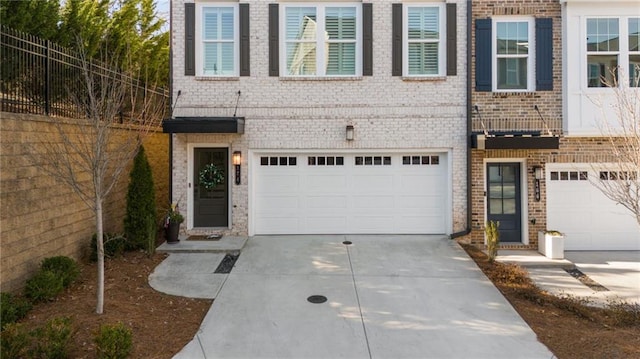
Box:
[165,222,181,243]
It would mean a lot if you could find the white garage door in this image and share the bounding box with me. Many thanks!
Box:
[546,164,640,250]
[253,152,449,234]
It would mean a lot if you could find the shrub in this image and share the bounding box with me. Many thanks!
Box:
[41,256,80,287]
[24,270,64,303]
[606,299,640,327]
[484,220,500,263]
[91,233,127,261]
[95,322,133,359]
[31,316,73,359]
[0,323,30,359]
[0,293,32,330]
[124,145,157,252]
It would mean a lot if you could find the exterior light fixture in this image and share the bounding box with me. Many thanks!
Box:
[346,125,355,141]
[232,151,241,185]
[533,166,542,201]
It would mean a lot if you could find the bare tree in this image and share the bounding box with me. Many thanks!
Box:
[33,46,167,314]
[590,72,640,226]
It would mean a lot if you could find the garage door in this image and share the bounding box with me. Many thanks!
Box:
[546,165,640,250]
[253,152,449,234]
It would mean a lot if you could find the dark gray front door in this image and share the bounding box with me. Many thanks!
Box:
[487,163,521,243]
[194,148,228,227]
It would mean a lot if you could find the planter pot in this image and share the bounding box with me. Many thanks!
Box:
[165,222,181,244]
[538,231,565,259]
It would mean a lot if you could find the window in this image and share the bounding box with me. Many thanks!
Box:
[629,18,640,87]
[197,4,238,76]
[494,18,534,91]
[281,4,361,76]
[475,17,552,92]
[404,5,445,76]
[586,18,619,87]
[260,157,297,166]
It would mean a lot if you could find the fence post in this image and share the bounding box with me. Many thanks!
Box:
[45,40,51,115]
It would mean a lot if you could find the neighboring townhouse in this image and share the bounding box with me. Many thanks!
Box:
[557,0,639,250]
[164,1,468,237]
[469,0,639,250]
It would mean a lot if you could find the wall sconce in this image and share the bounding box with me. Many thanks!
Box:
[346,125,355,141]
[232,151,241,185]
[533,166,542,202]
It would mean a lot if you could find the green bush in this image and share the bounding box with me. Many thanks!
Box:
[124,145,157,252]
[0,323,30,359]
[95,322,133,359]
[91,233,127,261]
[31,316,73,359]
[24,271,64,303]
[0,293,32,330]
[41,256,80,287]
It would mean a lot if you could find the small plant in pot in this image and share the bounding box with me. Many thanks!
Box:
[164,203,184,244]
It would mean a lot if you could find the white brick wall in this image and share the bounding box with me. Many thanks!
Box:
[171,0,468,235]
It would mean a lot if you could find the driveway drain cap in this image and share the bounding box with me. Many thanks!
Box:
[307,295,327,304]
[342,241,352,245]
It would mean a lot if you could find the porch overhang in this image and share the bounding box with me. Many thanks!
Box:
[162,117,245,134]
[472,132,560,150]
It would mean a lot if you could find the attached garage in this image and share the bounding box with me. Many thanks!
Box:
[546,164,640,250]
[251,152,450,235]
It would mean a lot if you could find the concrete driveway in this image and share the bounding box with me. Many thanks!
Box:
[174,235,553,359]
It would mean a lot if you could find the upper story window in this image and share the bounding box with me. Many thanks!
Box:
[196,4,239,77]
[281,4,361,77]
[627,18,639,87]
[404,5,445,76]
[475,17,552,92]
[493,18,534,91]
[586,17,640,88]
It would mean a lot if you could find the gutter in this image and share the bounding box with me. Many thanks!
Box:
[451,0,473,240]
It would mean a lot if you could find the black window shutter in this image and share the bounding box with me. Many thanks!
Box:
[475,19,492,91]
[239,4,250,76]
[269,4,279,77]
[536,18,553,91]
[446,4,457,76]
[362,3,373,76]
[184,3,195,76]
[392,4,402,76]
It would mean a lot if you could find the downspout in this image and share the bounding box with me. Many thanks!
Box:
[167,0,174,204]
[451,0,473,239]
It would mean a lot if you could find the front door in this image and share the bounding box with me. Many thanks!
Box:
[487,163,521,243]
[194,148,228,227]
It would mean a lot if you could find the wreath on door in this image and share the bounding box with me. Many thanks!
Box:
[198,164,225,190]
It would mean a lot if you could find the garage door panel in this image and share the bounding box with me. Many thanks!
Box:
[254,152,449,235]
[259,176,300,192]
[306,196,348,209]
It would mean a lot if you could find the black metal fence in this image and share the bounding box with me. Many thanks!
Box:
[1,26,169,121]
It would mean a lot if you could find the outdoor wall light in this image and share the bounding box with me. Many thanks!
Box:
[232,151,241,185]
[533,166,542,202]
[346,125,355,141]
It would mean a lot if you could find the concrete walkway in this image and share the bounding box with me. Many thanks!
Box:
[496,250,640,306]
[165,235,553,359]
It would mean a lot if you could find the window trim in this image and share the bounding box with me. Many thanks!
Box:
[584,16,640,90]
[279,3,363,78]
[195,3,240,77]
[492,17,535,92]
[402,3,446,77]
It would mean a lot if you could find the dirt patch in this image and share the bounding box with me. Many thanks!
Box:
[461,243,640,359]
[14,251,211,358]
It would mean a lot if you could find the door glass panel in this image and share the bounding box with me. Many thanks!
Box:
[489,199,503,214]
[489,184,503,198]
[501,166,515,182]
[488,166,501,181]
[502,184,516,198]
[503,199,516,214]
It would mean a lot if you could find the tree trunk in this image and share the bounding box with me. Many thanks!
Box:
[96,197,105,314]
